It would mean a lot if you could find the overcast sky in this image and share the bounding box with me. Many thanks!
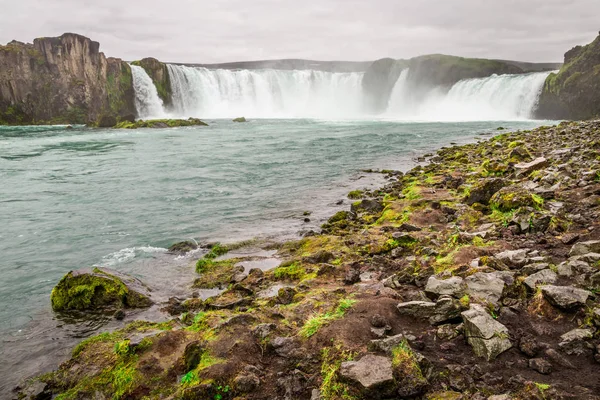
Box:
[1,0,598,63]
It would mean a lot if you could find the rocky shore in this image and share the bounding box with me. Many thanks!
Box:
[15,121,600,400]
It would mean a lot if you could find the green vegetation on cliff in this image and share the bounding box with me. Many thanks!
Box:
[113,118,208,129]
[132,58,173,107]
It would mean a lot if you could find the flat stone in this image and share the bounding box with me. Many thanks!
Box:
[541,285,591,310]
[425,276,465,298]
[570,240,600,257]
[572,253,600,263]
[398,223,422,232]
[430,296,462,325]
[523,269,558,291]
[340,354,395,393]
[515,157,549,177]
[556,260,592,277]
[521,263,549,275]
[461,304,512,361]
[397,301,436,318]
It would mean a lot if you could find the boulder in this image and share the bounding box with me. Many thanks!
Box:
[167,240,198,254]
[461,305,512,361]
[465,178,506,205]
[523,269,558,291]
[541,285,591,310]
[233,117,247,122]
[490,186,542,212]
[50,267,152,312]
[430,296,462,325]
[276,287,297,305]
[465,272,512,306]
[425,276,465,298]
[339,354,395,398]
[569,240,600,257]
[558,328,594,356]
[369,334,405,354]
[515,157,549,177]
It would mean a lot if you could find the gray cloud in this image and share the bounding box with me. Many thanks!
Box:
[1,0,598,63]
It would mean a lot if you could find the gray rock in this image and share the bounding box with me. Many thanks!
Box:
[556,260,591,277]
[437,324,461,341]
[339,354,395,395]
[253,323,276,339]
[311,389,322,400]
[397,301,436,318]
[398,223,422,232]
[570,240,600,257]
[544,348,576,369]
[488,395,511,400]
[430,296,462,325]
[559,328,594,356]
[461,304,512,361]
[528,358,552,374]
[271,337,299,358]
[541,285,591,310]
[465,272,510,306]
[495,249,530,268]
[369,334,405,354]
[424,276,465,298]
[522,263,549,275]
[572,252,600,263]
[515,157,549,177]
[523,269,558,291]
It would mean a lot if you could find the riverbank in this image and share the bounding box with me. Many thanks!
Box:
[15,121,600,399]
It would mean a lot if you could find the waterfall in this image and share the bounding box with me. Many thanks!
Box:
[130,65,167,120]
[167,65,364,119]
[386,70,552,121]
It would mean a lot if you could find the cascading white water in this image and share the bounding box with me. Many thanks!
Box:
[386,70,552,121]
[167,65,364,119]
[130,65,167,120]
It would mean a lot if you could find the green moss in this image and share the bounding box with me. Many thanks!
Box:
[194,259,237,288]
[50,269,130,312]
[113,118,208,129]
[273,262,306,281]
[299,298,356,338]
[347,190,364,200]
[320,345,357,400]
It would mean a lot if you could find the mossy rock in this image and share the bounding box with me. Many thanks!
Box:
[113,118,208,129]
[489,185,543,212]
[233,117,247,122]
[50,267,153,312]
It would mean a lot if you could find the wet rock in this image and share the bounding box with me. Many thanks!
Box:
[340,354,395,398]
[465,178,506,205]
[515,157,549,177]
[461,304,512,361]
[167,240,198,254]
[276,287,297,305]
[569,240,600,256]
[528,358,552,374]
[523,269,558,291]
[50,267,153,312]
[369,334,405,354]
[425,276,465,299]
[558,328,594,356]
[541,285,591,310]
[234,372,260,392]
[252,323,276,339]
[495,249,530,268]
[14,381,49,400]
[351,199,384,214]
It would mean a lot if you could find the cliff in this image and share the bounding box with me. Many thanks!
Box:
[132,57,173,108]
[0,33,135,125]
[536,33,600,120]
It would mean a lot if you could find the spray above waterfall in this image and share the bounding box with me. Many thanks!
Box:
[130,63,552,121]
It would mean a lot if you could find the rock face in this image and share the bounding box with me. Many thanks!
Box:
[536,33,600,120]
[50,267,152,312]
[132,57,172,107]
[0,33,135,125]
[361,58,404,114]
[461,305,512,361]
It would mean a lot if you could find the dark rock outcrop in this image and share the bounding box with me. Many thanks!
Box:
[361,58,405,114]
[536,33,600,120]
[0,33,135,125]
[132,57,172,108]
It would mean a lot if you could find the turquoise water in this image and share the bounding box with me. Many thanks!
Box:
[0,119,548,391]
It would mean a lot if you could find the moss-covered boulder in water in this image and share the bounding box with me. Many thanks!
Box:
[50,267,153,312]
[113,118,208,129]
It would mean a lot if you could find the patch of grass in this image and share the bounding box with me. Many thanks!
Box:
[299,298,357,338]
[391,340,427,387]
[402,182,422,200]
[320,345,357,400]
[72,331,122,357]
[112,362,137,399]
[194,258,238,288]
